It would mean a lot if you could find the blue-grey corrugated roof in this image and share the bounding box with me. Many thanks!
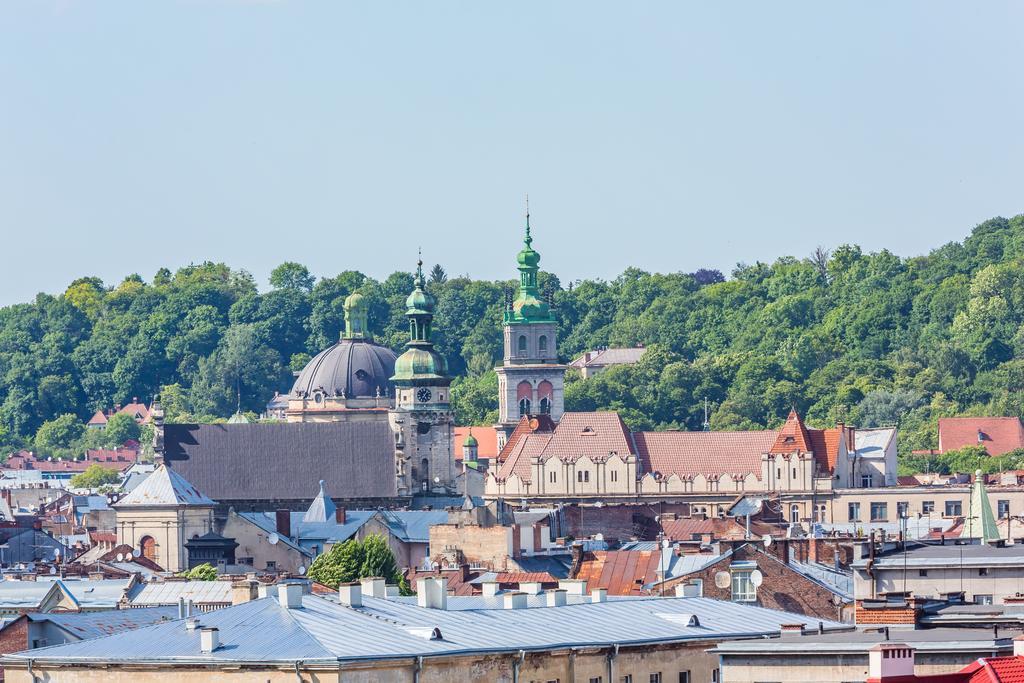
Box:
[0,578,132,609]
[126,581,232,606]
[6,593,849,665]
[379,510,449,543]
[27,606,178,641]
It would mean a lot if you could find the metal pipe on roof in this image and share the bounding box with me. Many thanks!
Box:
[293,659,304,682]
[607,643,619,683]
[511,650,525,683]
[412,655,422,683]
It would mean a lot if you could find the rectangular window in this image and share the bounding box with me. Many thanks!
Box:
[650,675,662,683]
[611,471,618,482]
[999,500,1010,519]
[549,471,556,483]
[945,500,962,516]
[678,674,690,683]
[621,677,632,683]
[922,501,935,514]
[861,473,873,487]
[264,560,276,570]
[897,502,909,519]
[975,594,993,605]
[731,567,756,602]
[585,471,590,482]
[848,502,861,521]
[578,471,583,483]
[979,568,989,576]
[590,678,603,683]
[919,569,928,577]
[870,502,888,522]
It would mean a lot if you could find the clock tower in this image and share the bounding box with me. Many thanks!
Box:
[389,258,455,497]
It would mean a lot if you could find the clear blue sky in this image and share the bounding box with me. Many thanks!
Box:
[1,2,1021,306]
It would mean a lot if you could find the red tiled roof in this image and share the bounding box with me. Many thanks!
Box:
[495,413,632,483]
[493,572,558,584]
[974,656,1024,682]
[770,410,847,473]
[574,550,662,596]
[939,417,1024,456]
[634,430,776,480]
[454,427,499,461]
[117,400,152,423]
[497,414,556,464]
[771,410,812,454]
[898,475,923,486]
[86,448,139,464]
[87,410,108,426]
[661,516,776,542]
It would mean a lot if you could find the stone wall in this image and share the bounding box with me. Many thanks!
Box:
[428,523,516,569]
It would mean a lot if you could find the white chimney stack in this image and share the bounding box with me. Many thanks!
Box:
[339,582,362,608]
[546,589,567,607]
[868,643,915,681]
[360,577,386,599]
[520,581,543,596]
[504,591,527,610]
[257,584,278,600]
[278,583,303,609]
[481,581,500,598]
[559,579,587,596]
[416,577,448,610]
[1014,635,1024,657]
[591,587,607,603]
[200,627,220,653]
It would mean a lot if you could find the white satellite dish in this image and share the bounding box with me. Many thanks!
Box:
[49,567,56,575]
[750,570,764,587]
[116,553,124,562]
[298,566,306,575]
[714,571,731,589]
[131,549,141,558]
[762,534,773,548]
[268,533,279,546]
[594,533,604,542]
[661,538,671,549]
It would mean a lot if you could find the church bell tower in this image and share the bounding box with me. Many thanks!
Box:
[389,257,455,497]
[494,209,566,448]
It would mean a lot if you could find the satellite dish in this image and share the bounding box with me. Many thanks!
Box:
[762,535,773,548]
[750,570,764,587]
[661,538,671,549]
[131,549,141,558]
[714,571,731,589]
[116,553,124,562]
[49,567,56,575]
[594,533,604,542]
[298,566,306,575]
[268,533,279,546]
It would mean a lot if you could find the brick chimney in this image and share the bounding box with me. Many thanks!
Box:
[231,580,257,605]
[335,506,346,524]
[275,509,290,538]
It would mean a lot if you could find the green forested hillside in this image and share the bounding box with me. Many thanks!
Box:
[2,214,1024,460]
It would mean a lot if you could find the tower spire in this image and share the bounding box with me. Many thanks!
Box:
[525,194,531,244]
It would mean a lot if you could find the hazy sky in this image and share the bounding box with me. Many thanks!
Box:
[1,2,1021,306]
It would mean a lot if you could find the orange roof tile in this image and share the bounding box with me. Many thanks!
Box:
[939,417,1024,456]
[635,430,776,480]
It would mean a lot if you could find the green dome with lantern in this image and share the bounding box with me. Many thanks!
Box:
[391,256,452,387]
[463,429,478,447]
[505,211,555,324]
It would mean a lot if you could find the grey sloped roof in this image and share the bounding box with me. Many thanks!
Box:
[28,606,178,641]
[6,593,849,665]
[163,422,396,501]
[302,481,337,524]
[291,338,397,400]
[126,581,233,606]
[114,464,214,508]
[378,510,449,543]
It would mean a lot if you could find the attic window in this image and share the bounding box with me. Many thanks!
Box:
[581,426,595,435]
[783,436,795,443]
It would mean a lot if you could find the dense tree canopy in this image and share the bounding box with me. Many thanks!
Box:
[2,215,1024,463]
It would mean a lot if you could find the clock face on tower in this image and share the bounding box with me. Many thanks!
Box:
[416,387,432,403]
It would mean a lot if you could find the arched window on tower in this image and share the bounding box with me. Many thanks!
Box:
[519,398,531,417]
[517,335,528,357]
[537,380,553,414]
[421,458,430,490]
[538,335,548,353]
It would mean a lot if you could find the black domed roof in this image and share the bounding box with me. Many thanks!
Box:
[291,339,398,399]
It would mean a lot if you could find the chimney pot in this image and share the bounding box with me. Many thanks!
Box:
[275,509,291,538]
[558,579,587,596]
[335,506,346,524]
[481,581,500,598]
[416,577,448,610]
[546,589,567,607]
[591,587,607,603]
[257,584,278,600]
[520,581,543,596]
[868,643,915,680]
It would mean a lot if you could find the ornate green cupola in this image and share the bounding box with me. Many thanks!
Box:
[505,211,555,324]
[343,292,369,340]
[391,258,450,385]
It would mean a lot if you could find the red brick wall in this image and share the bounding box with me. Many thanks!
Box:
[0,616,29,681]
[667,545,845,622]
[562,503,691,543]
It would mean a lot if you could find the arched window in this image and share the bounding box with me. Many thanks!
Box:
[539,397,551,414]
[537,380,553,415]
[538,335,548,353]
[140,536,157,562]
[519,398,531,416]
[517,335,528,356]
[790,505,800,524]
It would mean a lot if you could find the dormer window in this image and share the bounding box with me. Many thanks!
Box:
[784,436,795,443]
[581,426,595,435]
